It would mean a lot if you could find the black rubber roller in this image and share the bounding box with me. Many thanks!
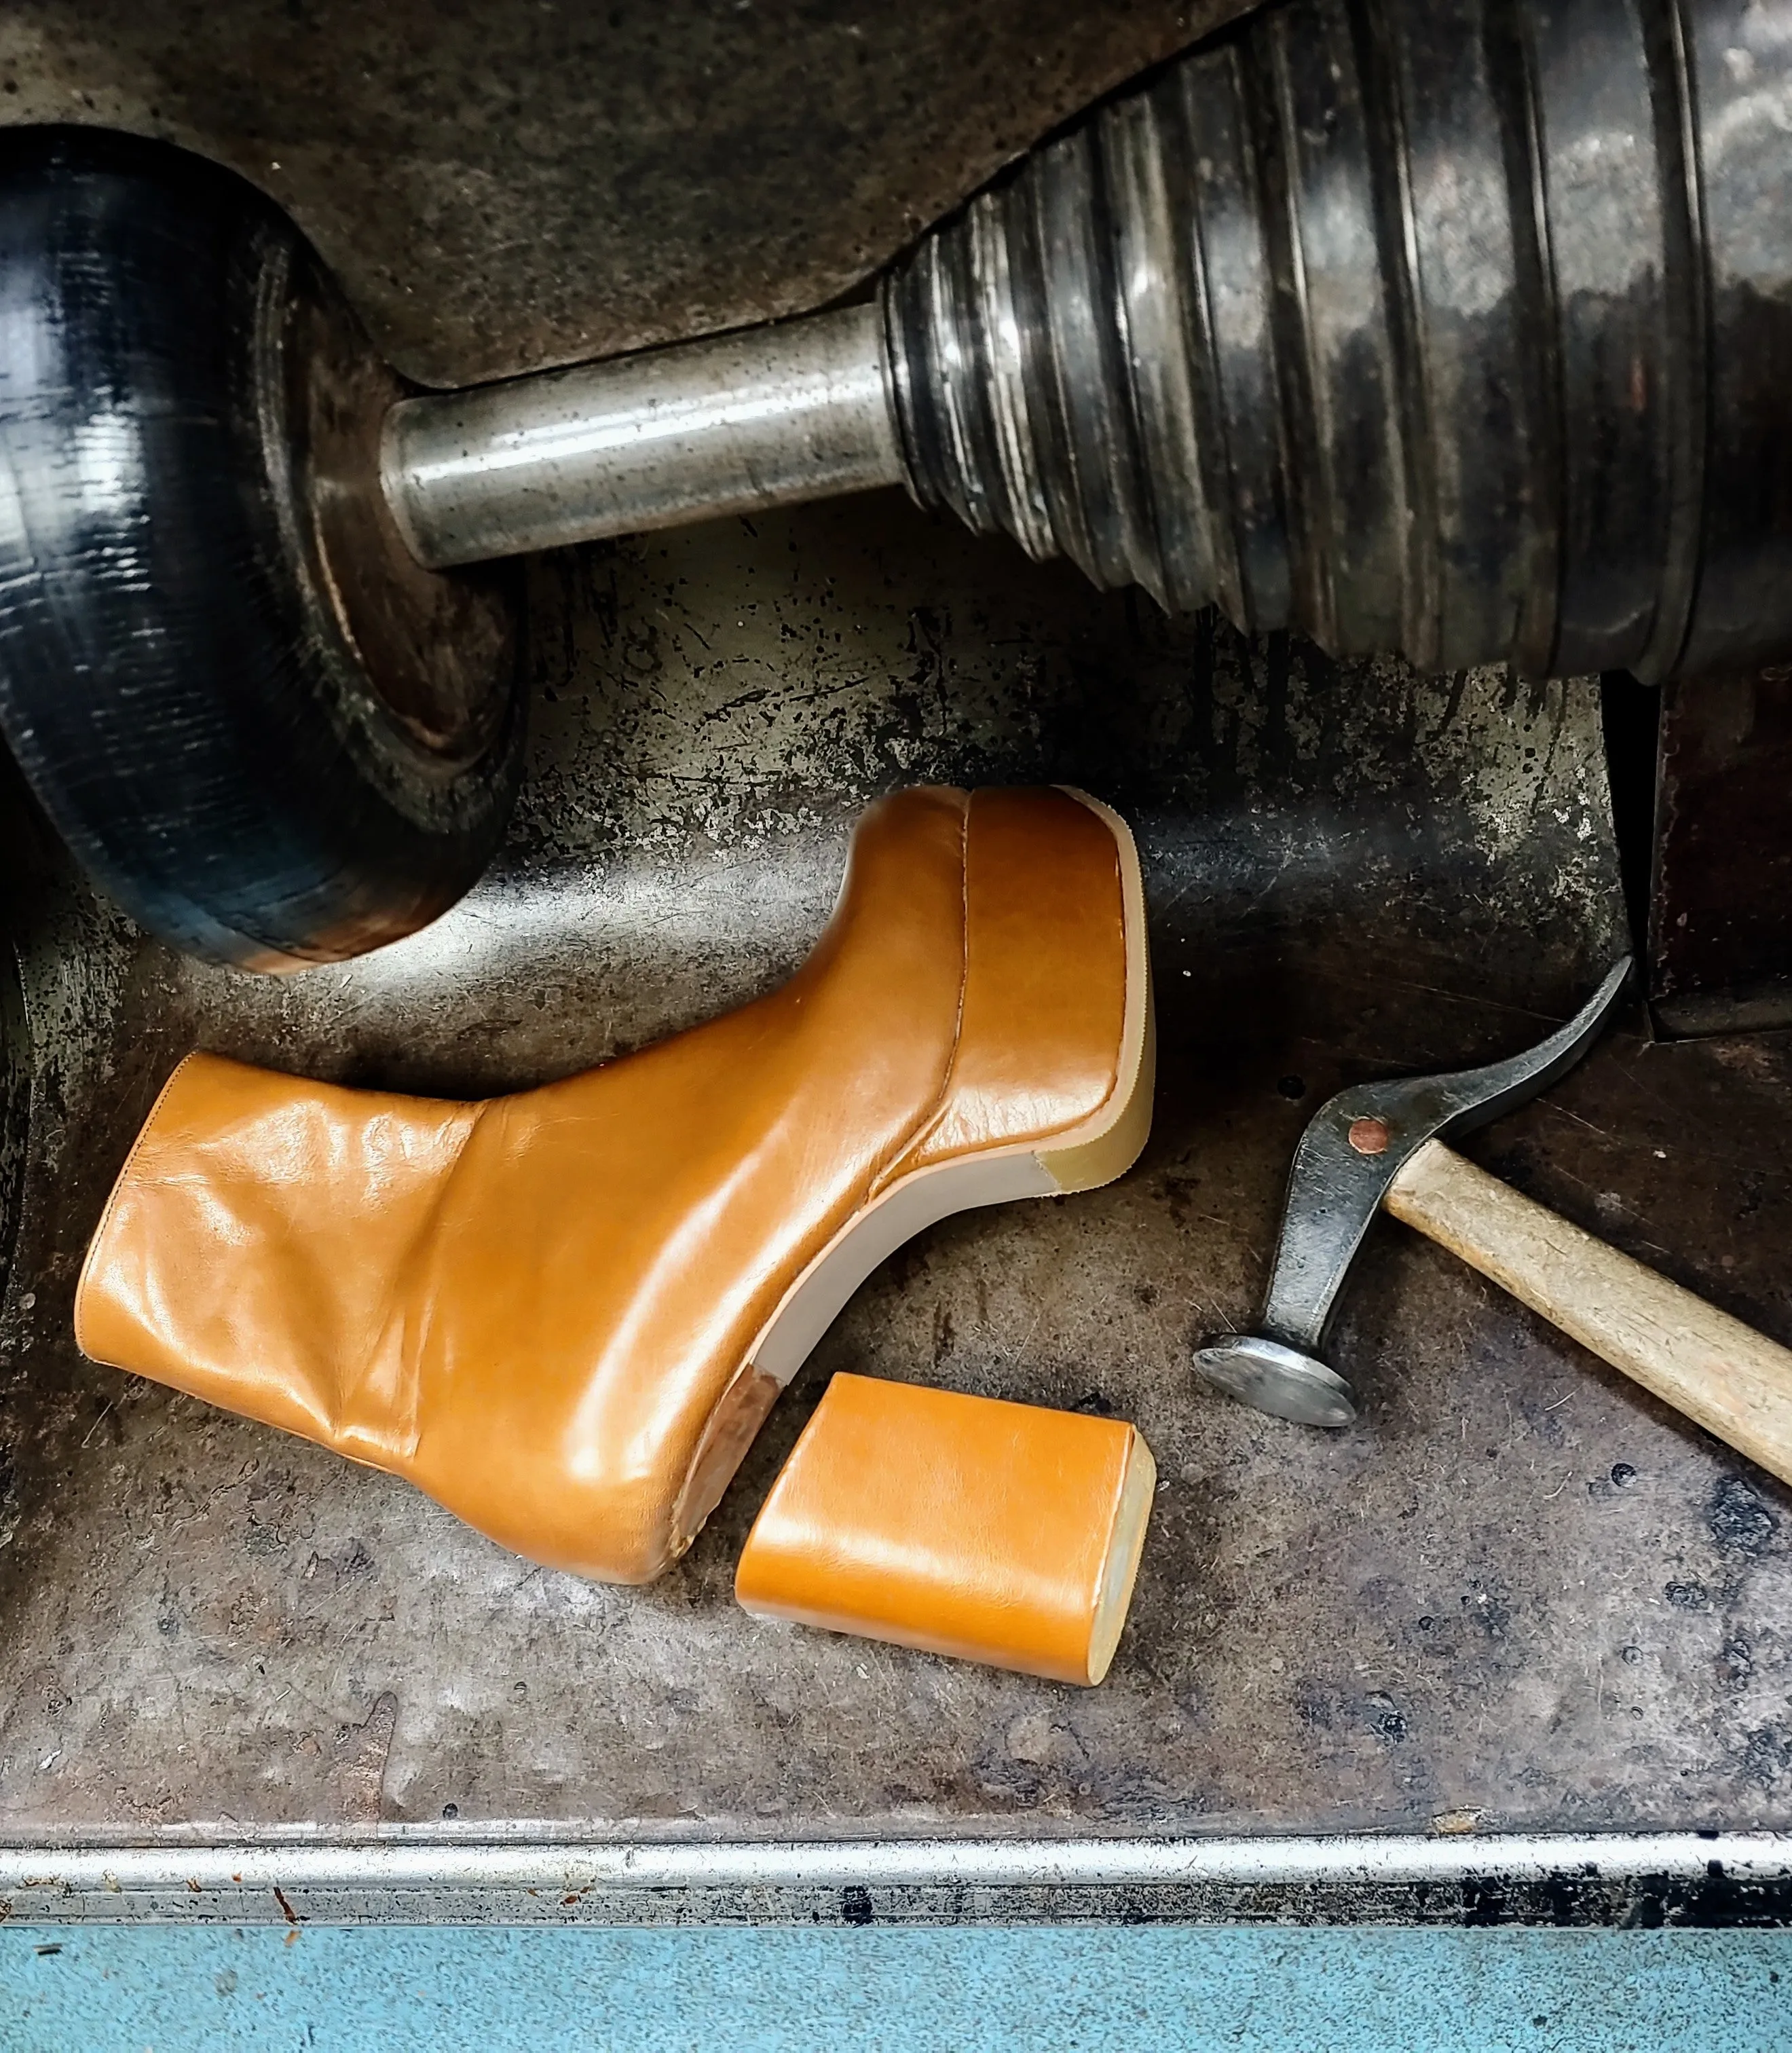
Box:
[0,129,523,970]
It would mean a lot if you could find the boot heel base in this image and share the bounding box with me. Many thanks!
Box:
[1035,785,1155,1196]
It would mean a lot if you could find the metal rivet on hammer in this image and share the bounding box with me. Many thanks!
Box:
[1348,1117,1391,1155]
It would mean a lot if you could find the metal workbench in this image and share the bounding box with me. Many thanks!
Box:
[2,493,1790,1925]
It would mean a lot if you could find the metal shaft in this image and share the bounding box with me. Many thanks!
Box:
[380,0,1792,685]
[384,303,903,568]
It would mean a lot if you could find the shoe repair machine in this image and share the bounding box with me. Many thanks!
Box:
[3,0,1792,1927]
[0,0,1787,969]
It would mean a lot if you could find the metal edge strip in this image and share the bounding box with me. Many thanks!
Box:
[3,1830,1789,1895]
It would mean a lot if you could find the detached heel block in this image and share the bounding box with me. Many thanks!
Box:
[734,1373,1157,1686]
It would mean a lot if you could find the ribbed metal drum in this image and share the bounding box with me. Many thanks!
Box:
[884,0,1792,681]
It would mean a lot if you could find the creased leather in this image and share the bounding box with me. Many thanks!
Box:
[76,785,1134,1584]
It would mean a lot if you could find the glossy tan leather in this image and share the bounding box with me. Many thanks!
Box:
[734,1372,1155,1685]
[77,785,1138,1585]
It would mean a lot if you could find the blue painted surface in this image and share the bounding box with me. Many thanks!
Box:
[1,1925,1789,2052]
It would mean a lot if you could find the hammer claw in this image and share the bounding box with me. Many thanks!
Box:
[1196,959,1632,1419]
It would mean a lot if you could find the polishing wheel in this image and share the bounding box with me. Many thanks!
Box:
[0,130,522,971]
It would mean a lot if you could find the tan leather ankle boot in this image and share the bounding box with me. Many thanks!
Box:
[77,785,1153,1584]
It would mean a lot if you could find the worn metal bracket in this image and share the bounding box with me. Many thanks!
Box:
[1641,667,1792,1037]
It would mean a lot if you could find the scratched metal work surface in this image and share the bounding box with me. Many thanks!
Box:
[1,490,1790,1864]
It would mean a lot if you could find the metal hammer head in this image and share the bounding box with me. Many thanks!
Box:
[1193,959,1633,1428]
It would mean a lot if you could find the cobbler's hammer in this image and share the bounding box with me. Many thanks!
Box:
[1195,961,1792,1488]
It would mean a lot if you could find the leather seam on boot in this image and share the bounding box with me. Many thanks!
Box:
[869,790,971,1202]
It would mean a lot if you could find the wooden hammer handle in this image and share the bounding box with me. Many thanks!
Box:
[1384,1139,1792,1490]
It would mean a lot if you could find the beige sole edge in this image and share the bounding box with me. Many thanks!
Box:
[1087,1429,1157,1686]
